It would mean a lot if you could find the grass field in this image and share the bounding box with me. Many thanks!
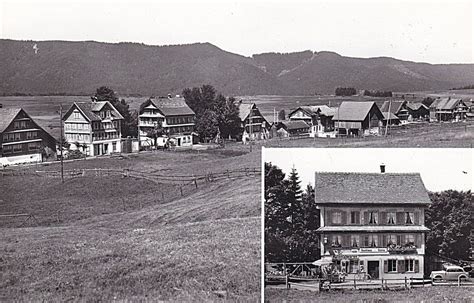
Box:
[265,287,474,303]
[0,148,261,301]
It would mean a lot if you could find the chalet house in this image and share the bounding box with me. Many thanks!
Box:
[0,108,56,166]
[380,100,409,122]
[382,112,401,126]
[315,165,431,280]
[238,103,269,142]
[63,101,123,156]
[429,97,468,122]
[272,120,310,138]
[332,102,383,136]
[138,96,195,148]
[406,103,429,121]
[288,105,336,137]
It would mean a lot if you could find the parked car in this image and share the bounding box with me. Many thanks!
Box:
[430,265,470,282]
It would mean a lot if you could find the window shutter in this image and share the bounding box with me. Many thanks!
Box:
[327,209,332,225]
[397,260,404,273]
[383,260,388,273]
[414,211,420,225]
[341,211,347,225]
[382,235,387,247]
[401,234,406,245]
[415,234,421,247]
[396,212,404,224]
[396,235,402,245]
[414,260,420,273]
[343,235,350,247]
[381,212,387,224]
[355,211,360,224]
[364,212,369,225]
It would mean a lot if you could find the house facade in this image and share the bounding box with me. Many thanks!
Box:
[333,102,383,136]
[380,100,409,122]
[63,101,123,156]
[138,96,195,148]
[288,105,336,137]
[238,103,269,142]
[429,98,468,122]
[272,120,310,138]
[406,103,429,121]
[315,166,431,280]
[0,108,56,166]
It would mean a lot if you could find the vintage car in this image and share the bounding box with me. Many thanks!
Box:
[430,265,470,282]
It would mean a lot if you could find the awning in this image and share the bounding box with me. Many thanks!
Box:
[312,256,333,266]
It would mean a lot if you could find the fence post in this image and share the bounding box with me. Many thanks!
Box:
[458,275,461,287]
[285,274,289,289]
[161,192,164,201]
[180,187,183,196]
[381,278,384,290]
[354,278,356,290]
[410,277,412,289]
[405,277,407,289]
[194,178,198,189]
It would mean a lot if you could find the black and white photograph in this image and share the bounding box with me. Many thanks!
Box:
[0,0,473,301]
[264,148,473,301]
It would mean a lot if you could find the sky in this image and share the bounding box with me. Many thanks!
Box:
[263,148,474,192]
[0,0,472,64]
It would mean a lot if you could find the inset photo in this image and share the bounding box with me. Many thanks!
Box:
[263,148,473,302]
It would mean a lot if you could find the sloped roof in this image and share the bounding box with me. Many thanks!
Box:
[314,172,431,205]
[66,101,124,121]
[380,100,406,114]
[430,98,464,110]
[290,105,337,118]
[382,112,400,121]
[332,101,379,121]
[150,97,195,116]
[406,102,428,111]
[280,120,310,130]
[238,102,254,121]
[0,108,22,132]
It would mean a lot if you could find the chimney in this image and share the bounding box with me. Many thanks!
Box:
[380,163,386,174]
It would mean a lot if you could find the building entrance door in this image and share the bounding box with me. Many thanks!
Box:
[367,261,379,279]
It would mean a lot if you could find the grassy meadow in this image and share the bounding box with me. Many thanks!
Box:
[0,149,261,301]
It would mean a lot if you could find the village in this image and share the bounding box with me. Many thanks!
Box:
[1,91,474,166]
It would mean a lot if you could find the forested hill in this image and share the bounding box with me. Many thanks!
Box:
[1,39,474,96]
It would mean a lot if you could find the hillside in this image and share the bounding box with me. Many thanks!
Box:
[1,39,474,95]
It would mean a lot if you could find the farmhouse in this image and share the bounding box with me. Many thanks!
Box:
[272,120,310,138]
[380,100,409,121]
[0,108,56,166]
[332,102,383,136]
[288,105,336,137]
[429,97,468,122]
[63,100,123,156]
[406,102,429,121]
[238,102,269,142]
[138,96,195,148]
[314,165,431,280]
[381,112,401,126]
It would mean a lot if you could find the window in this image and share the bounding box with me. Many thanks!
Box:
[332,211,342,224]
[12,144,22,153]
[26,131,37,139]
[388,260,397,272]
[405,260,415,272]
[369,211,378,224]
[406,234,415,245]
[3,145,12,154]
[28,142,40,151]
[14,121,20,129]
[331,235,342,247]
[112,142,116,152]
[14,133,21,141]
[387,234,397,245]
[369,234,378,247]
[73,112,80,119]
[349,260,359,273]
[405,212,414,224]
[387,212,396,224]
[350,211,360,224]
[350,235,359,247]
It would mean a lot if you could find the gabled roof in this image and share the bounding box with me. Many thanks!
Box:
[64,101,124,122]
[332,102,381,121]
[238,103,255,121]
[279,120,310,130]
[382,112,400,121]
[314,172,431,205]
[380,100,407,114]
[289,105,337,118]
[406,102,428,111]
[148,97,195,116]
[430,98,465,110]
[0,108,22,132]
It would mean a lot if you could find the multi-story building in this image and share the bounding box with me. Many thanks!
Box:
[0,108,56,165]
[315,165,431,280]
[238,102,269,142]
[62,101,123,156]
[288,105,336,137]
[429,97,468,122]
[138,96,195,148]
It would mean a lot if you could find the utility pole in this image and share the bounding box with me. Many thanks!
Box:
[385,99,392,137]
[249,105,253,152]
[59,104,64,183]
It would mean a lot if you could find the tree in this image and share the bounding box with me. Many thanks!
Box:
[425,190,473,261]
[94,86,138,138]
[182,85,241,142]
[335,87,357,96]
[144,120,165,148]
